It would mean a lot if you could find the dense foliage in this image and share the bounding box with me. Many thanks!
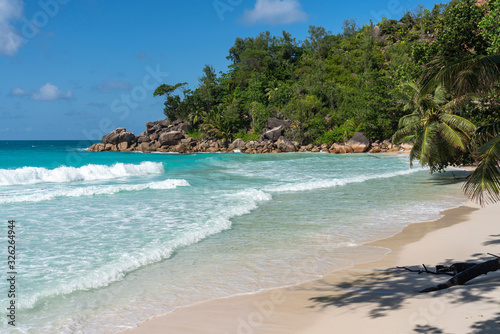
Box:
[154,0,499,148]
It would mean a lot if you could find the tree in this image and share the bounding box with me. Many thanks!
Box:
[479,0,500,55]
[153,82,187,120]
[419,54,500,203]
[464,122,500,204]
[434,0,487,60]
[393,82,476,172]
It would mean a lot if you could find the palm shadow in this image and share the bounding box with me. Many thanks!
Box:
[308,254,500,332]
[483,234,500,246]
[471,312,500,334]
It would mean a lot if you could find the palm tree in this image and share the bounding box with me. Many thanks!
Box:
[393,82,476,172]
[199,110,233,147]
[463,121,500,205]
[420,54,500,204]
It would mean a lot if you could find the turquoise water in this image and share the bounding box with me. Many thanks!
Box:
[0,141,468,333]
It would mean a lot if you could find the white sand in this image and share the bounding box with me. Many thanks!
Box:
[124,202,500,334]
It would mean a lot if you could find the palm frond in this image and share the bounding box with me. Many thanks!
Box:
[475,121,500,143]
[438,122,467,150]
[409,132,424,167]
[441,93,475,110]
[398,113,421,128]
[421,55,500,98]
[433,85,447,105]
[419,121,439,168]
[439,114,477,134]
[464,133,500,205]
[393,123,421,144]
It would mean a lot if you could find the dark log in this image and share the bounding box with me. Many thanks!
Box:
[399,255,500,293]
[420,258,500,293]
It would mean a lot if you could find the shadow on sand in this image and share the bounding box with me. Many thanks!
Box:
[308,253,500,333]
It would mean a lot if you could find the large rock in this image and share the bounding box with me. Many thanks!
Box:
[117,142,129,151]
[229,138,246,150]
[159,131,184,146]
[181,137,198,147]
[157,119,170,128]
[172,122,189,133]
[347,132,370,153]
[245,141,257,149]
[102,128,136,145]
[172,143,189,153]
[261,126,283,142]
[276,136,296,152]
[102,131,120,145]
[137,142,154,152]
[118,131,136,145]
[136,134,151,143]
[88,143,105,152]
[265,118,291,129]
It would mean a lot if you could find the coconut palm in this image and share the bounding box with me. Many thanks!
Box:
[421,55,500,98]
[419,54,500,204]
[199,110,233,147]
[463,121,500,205]
[393,82,477,172]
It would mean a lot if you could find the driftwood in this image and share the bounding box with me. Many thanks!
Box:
[398,254,500,293]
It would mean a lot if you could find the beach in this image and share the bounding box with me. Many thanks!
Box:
[0,142,485,332]
[125,201,500,334]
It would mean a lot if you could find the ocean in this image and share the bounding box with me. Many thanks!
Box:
[0,140,468,333]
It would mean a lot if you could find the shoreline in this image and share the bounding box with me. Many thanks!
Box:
[123,200,500,334]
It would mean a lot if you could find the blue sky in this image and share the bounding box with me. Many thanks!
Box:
[0,0,442,140]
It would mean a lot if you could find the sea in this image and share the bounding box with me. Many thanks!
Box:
[0,140,469,333]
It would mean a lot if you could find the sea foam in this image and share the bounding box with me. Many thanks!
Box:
[0,179,190,204]
[0,162,164,186]
[19,187,272,310]
[268,168,421,192]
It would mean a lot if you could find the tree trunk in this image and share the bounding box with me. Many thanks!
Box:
[420,258,500,293]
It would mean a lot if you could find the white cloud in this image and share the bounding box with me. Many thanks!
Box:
[10,87,29,96]
[241,0,307,25]
[32,83,74,101]
[0,0,24,56]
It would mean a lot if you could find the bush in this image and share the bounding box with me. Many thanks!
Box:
[187,129,204,140]
[234,132,261,142]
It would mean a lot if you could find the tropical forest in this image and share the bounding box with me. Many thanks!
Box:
[153,0,500,204]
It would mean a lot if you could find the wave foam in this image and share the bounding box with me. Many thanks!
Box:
[0,162,164,186]
[268,169,421,192]
[19,188,272,310]
[0,179,190,204]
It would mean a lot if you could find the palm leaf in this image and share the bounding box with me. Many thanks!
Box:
[421,55,500,98]
[464,133,500,205]
[475,121,500,143]
[409,132,424,167]
[419,120,439,168]
[393,122,421,144]
[398,113,421,128]
[439,114,477,134]
[438,122,467,150]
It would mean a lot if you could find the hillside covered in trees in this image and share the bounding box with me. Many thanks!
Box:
[153,0,499,148]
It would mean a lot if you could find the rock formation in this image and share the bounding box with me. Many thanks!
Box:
[88,118,412,154]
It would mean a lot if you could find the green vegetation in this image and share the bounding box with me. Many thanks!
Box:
[154,0,500,203]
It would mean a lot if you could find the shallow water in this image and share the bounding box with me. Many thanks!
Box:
[0,141,468,333]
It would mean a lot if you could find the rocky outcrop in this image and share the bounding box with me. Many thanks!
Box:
[102,128,136,145]
[266,118,291,129]
[276,136,296,152]
[159,131,184,146]
[347,132,371,153]
[228,138,246,150]
[261,126,283,141]
[88,118,412,155]
[259,117,292,142]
